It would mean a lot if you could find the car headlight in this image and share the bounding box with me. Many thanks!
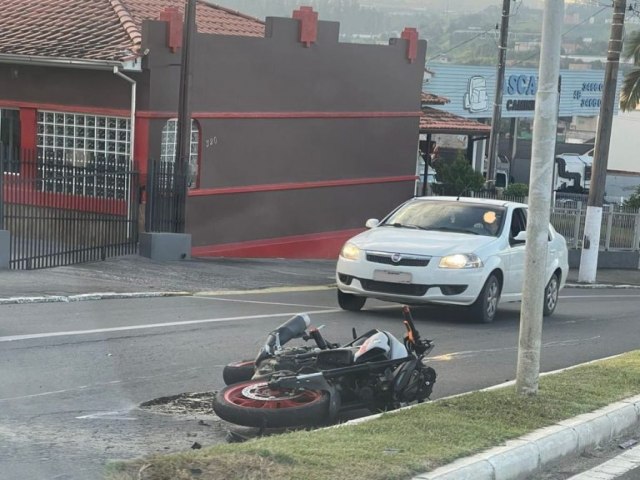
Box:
[439,253,483,269]
[340,242,361,261]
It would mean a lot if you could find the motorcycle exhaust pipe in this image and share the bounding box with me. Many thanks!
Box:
[256,313,311,363]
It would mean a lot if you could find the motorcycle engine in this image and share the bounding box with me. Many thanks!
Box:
[393,364,437,404]
[253,346,312,379]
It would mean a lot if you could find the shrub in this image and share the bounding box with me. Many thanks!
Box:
[503,183,529,198]
[432,152,485,196]
[623,184,640,210]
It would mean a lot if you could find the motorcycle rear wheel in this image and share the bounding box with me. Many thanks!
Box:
[213,380,329,428]
[222,360,256,385]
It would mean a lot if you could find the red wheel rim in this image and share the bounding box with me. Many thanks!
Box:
[223,381,324,409]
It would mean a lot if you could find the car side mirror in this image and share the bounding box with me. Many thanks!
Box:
[513,231,527,243]
[365,218,380,229]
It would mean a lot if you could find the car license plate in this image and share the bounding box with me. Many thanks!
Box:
[373,270,412,284]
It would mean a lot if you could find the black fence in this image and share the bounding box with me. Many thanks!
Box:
[145,159,187,234]
[0,149,139,270]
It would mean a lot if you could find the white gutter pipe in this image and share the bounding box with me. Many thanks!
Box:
[112,66,137,167]
[112,67,138,239]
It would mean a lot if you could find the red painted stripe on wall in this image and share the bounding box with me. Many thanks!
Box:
[0,100,130,118]
[138,110,423,119]
[0,101,420,121]
[191,228,364,259]
[2,183,127,215]
[188,175,417,197]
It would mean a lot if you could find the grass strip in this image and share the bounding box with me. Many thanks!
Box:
[106,350,640,480]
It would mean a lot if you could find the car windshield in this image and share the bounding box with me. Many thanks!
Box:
[382,201,506,237]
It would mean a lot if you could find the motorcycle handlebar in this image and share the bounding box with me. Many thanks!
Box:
[401,306,434,355]
[402,306,420,344]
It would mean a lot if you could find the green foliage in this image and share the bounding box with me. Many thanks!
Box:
[432,152,485,195]
[621,31,640,111]
[623,184,640,210]
[503,183,529,198]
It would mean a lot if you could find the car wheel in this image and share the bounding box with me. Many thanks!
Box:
[337,290,366,311]
[543,273,559,317]
[470,273,501,323]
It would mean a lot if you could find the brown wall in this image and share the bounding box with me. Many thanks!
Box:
[145,13,427,253]
[0,64,149,111]
[187,182,411,247]
[143,18,425,113]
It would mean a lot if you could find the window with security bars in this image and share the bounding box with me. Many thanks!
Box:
[160,119,199,188]
[36,111,131,199]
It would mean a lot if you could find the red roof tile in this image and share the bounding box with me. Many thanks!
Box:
[421,92,450,105]
[420,107,491,135]
[0,0,264,62]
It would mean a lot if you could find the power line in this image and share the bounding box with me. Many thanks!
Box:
[426,0,527,63]
[427,26,498,62]
[509,5,611,67]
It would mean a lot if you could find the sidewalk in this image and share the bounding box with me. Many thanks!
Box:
[566,268,640,287]
[0,255,337,300]
[0,255,638,301]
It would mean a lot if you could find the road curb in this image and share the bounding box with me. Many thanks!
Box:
[0,291,192,305]
[412,395,640,480]
[1,283,637,305]
[0,284,339,305]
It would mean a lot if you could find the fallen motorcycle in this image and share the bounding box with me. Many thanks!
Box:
[212,306,436,428]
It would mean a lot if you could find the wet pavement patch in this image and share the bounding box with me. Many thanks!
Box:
[139,391,323,443]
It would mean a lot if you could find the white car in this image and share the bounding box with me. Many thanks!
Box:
[336,197,569,323]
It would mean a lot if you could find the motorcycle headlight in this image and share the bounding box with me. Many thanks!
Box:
[340,242,361,261]
[439,253,483,269]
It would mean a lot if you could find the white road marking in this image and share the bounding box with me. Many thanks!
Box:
[430,336,601,362]
[191,296,334,309]
[76,410,136,420]
[194,285,334,296]
[0,309,342,343]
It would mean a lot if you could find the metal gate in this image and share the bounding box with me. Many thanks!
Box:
[145,159,187,234]
[0,149,139,270]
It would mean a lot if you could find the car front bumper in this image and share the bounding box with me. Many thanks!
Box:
[336,256,489,306]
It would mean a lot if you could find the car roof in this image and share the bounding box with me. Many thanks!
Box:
[414,196,527,208]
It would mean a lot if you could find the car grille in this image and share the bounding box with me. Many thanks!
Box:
[360,279,429,296]
[366,253,430,267]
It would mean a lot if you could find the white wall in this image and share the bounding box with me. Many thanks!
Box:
[608,111,640,174]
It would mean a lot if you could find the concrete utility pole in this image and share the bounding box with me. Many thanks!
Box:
[515,0,564,396]
[175,0,197,233]
[486,0,512,186]
[578,0,627,283]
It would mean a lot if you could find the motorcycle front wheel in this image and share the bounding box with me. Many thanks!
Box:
[213,380,330,428]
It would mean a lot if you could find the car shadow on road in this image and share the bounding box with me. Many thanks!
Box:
[359,303,523,326]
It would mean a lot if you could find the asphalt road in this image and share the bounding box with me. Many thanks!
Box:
[1,287,640,479]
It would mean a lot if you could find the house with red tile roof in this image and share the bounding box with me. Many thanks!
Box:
[417,91,491,196]
[0,1,426,262]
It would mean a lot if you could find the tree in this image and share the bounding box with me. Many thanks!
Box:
[623,184,640,210]
[620,30,640,111]
[432,152,485,195]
